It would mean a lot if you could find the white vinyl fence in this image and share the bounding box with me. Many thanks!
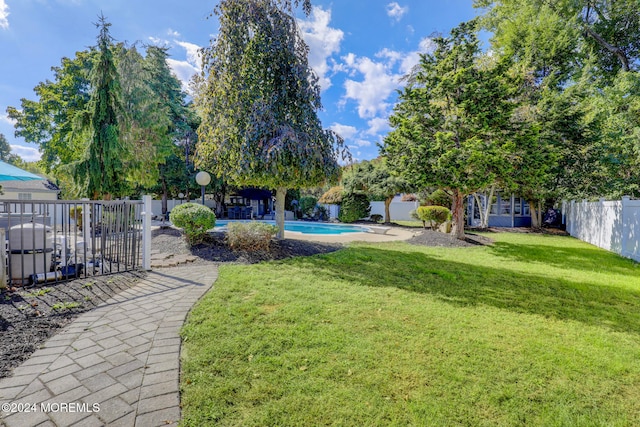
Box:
[564,197,640,262]
[369,201,419,221]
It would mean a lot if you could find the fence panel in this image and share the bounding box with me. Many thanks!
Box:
[1,199,144,286]
[369,201,418,221]
[565,197,640,263]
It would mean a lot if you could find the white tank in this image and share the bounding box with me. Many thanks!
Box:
[9,223,53,282]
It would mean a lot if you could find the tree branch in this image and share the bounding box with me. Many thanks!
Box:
[583,25,630,72]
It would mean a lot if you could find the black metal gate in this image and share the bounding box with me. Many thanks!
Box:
[2,199,144,286]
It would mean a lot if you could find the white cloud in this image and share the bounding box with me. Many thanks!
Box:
[174,41,202,69]
[397,37,435,74]
[167,58,199,90]
[0,0,9,30]
[366,117,390,136]
[342,55,400,119]
[386,2,408,22]
[298,6,343,91]
[330,123,358,140]
[167,28,181,38]
[11,145,41,162]
[0,112,16,126]
[354,139,372,147]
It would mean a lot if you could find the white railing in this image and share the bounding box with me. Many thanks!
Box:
[564,196,640,262]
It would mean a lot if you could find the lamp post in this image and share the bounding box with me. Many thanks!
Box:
[195,171,211,206]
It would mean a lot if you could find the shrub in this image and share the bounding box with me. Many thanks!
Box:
[170,203,216,245]
[227,222,278,251]
[298,196,318,218]
[370,214,383,223]
[416,206,452,230]
[338,193,371,223]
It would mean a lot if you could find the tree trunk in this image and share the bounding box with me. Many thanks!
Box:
[275,186,286,240]
[384,196,393,223]
[161,178,168,216]
[451,189,465,240]
[472,186,495,229]
[529,200,542,229]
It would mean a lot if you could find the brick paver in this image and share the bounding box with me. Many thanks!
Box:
[0,264,217,427]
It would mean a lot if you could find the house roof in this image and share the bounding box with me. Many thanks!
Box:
[1,179,60,193]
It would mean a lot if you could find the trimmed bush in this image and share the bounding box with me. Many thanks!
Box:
[416,206,452,230]
[169,203,216,245]
[227,222,278,251]
[338,192,371,223]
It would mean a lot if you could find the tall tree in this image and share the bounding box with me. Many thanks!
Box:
[0,133,21,164]
[342,159,412,223]
[196,0,347,238]
[383,20,517,239]
[7,50,95,175]
[73,16,128,199]
[476,0,640,77]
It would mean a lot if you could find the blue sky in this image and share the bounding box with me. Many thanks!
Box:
[0,0,482,163]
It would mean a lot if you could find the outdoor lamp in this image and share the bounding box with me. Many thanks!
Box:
[195,171,211,205]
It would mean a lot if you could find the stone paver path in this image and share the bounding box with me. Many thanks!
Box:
[0,264,218,427]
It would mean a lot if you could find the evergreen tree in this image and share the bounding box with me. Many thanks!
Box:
[73,16,127,199]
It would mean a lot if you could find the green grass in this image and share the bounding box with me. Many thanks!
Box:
[180,232,640,426]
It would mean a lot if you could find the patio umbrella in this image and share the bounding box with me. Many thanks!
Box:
[0,160,43,181]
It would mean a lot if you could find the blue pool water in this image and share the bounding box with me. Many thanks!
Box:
[215,220,368,235]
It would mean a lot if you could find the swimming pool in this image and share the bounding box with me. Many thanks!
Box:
[215,220,369,235]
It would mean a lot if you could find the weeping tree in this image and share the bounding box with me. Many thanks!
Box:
[73,16,128,199]
[196,0,347,239]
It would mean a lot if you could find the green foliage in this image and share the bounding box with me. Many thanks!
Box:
[338,193,370,223]
[318,186,344,204]
[0,133,21,164]
[343,159,412,223]
[170,203,216,245]
[72,16,128,199]
[416,206,452,230]
[298,196,317,217]
[226,221,277,251]
[383,20,518,238]
[195,0,348,238]
[52,301,81,311]
[426,189,451,208]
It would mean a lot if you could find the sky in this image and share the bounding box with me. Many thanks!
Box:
[0,0,484,163]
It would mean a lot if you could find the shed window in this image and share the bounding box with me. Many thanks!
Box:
[18,193,32,200]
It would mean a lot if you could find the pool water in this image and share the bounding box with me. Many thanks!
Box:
[215,220,368,235]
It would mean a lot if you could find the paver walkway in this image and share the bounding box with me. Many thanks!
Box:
[0,264,218,427]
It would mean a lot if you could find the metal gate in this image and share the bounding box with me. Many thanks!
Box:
[1,199,145,286]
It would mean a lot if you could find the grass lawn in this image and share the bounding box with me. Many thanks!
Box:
[180,232,640,426]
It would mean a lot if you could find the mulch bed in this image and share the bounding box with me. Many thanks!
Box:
[0,224,496,379]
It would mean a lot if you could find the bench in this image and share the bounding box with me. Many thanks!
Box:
[368,226,391,235]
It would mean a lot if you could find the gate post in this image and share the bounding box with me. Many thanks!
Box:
[142,195,152,271]
[0,228,5,289]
